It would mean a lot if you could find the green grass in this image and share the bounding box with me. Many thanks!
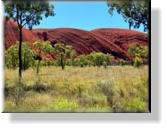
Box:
[4,66,149,112]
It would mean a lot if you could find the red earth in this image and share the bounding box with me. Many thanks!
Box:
[5,18,148,61]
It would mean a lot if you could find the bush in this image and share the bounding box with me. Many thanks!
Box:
[119,59,126,66]
[5,42,35,70]
[134,54,143,67]
[88,52,113,67]
[103,61,107,68]
[123,98,146,112]
[41,58,54,66]
[128,44,148,66]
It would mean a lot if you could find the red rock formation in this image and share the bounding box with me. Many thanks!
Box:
[5,18,148,61]
[4,18,38,48]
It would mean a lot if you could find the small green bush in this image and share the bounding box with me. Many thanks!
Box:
[103,61,107,68]
[134,54,143,67]
[124,98,147,112]
[5,42,35,70]
[119,59,126,66]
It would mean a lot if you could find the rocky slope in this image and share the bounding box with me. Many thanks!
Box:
[5,18,148,61]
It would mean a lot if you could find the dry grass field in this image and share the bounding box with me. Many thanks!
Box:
[4,66,148,112]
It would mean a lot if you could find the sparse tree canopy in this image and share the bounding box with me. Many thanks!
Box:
[107,0,149,32]
[4,0,55,78]
[33,40,53,74]
[5,0,55,29]
[54,43,75,70]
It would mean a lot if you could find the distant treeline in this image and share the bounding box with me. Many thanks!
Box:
[5,41,148,73]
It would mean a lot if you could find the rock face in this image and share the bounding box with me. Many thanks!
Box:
[5,18,148,61]
[4,18,38,49]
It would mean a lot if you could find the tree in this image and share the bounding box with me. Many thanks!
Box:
[107,0,149,32]
[54,43,65,70]
[89,52,106,67]
[5,42,35,69]
[54,43,74,70]
[128,44,148,58]
[128,44,138,59]
[128,44,148,66]
[33,41,53,74]
[5,0,55,78]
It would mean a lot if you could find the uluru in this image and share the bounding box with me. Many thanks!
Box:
[4,18,148,61]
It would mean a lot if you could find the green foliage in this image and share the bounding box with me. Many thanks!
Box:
[96,81,115,107]
[5,0,55,78]
[54,43,66,70]
[77,54,88,67]
[89,52,104,67]
[33,41,53,74]
[128,44,137,57]
[88,52,113,67]
[124,98,146,112]
[62,52,113,67]
[119,59,126,66]
[33,40,54,54]
[5,0,55,30]
[105,53,113,65]
[139,46,148,57]
[41,58,54,66]
[5,42,35,70]
[103,61,107,68]
[128,44,148,66]
[70,50,76,66]
[50,98,79,111]
[107,0,149,32]
[134,54,143,67]
[129,45,148,58]
[54,43,76,70]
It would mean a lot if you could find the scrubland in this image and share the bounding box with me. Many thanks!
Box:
[4,66,148,112]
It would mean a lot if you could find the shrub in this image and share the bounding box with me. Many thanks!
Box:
[123,98,147,112]
[50,97,79,111]
[88,52,113,67]
[78,54,88,67]
[134,54,143,67]
[5,42,35,70]
[41,58,54,66]
[103,61,107,68]
[119,59,126,66]
[128,44,148,66]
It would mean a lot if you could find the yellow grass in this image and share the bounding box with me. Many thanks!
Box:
[4,66,149,112]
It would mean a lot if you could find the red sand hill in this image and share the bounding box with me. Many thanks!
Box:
[5,18,148,61]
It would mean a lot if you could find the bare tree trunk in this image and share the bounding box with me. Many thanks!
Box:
[37,60,40,75]
[18,26,22,79]
[61,53,65,70]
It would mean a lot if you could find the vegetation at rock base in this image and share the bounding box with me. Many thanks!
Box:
[4,39,148,113]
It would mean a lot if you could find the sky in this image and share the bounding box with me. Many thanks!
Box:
[33,2,145,32]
